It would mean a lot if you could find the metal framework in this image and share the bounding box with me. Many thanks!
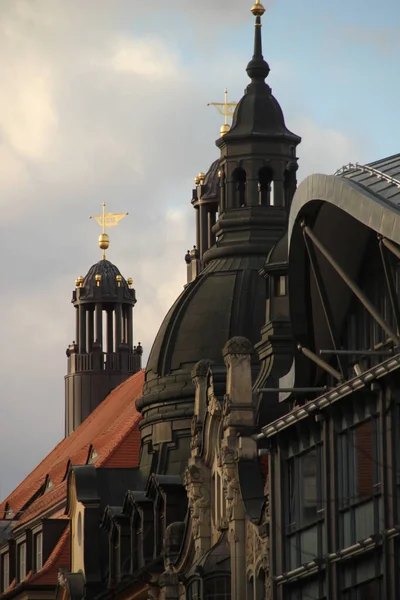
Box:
[334,162,400,189]
[302,223,400,345]
[259,351,400,438]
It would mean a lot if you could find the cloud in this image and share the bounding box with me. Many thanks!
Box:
[111,37,181,80]
[342,25,399,55]
[292,117,372,179]
[0,0,369,500]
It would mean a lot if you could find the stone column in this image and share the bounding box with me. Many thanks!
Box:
[220,337,254,600]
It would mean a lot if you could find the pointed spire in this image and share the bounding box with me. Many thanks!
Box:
[246,0,270,82]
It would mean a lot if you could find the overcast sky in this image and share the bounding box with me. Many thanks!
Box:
[0,0,399,500]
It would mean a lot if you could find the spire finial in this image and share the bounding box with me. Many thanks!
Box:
[247,0,270,82]
[90,202,129,260]
[207,89,237,136]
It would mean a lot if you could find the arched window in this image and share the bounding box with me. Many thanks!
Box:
[247,575,254,600]
[232,167,247,207]
[204,575,231,600]
[187,578,202,600]
[256,568,266,600]
[258,167,274,206]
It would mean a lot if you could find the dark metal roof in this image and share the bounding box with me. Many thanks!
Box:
[201,159,220,201]
[335,153,400,208]
[75,259,136,305]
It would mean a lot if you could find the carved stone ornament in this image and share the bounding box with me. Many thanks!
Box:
[222,336,253,358]
[222,394,232,418]
[184,461,211,542]
[207,394,222,417]
[191,359,213,380]
[246,520,270,591]
[190,416,203,451]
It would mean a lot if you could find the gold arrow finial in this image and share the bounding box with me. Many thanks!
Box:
[90,202,129,260]
[207,89,237,136]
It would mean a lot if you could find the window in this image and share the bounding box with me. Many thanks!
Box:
[1,553,9,592]
[342,578,381,599]
[285,445,325,570]
[338,418,380,547]
[274,275,287,297]
[340,420,376,506]
[212,471,226,530]
[232,167,246,207]
[258,166,274,206]
[204,576,230,600]
[187,579,202,600]
[35,532,43,571]
[18,543,26,582]
[246,576,254,600]
[256,569,265,599]
[285,575,326,600]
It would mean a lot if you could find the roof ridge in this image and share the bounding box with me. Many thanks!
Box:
[0,370,145,512]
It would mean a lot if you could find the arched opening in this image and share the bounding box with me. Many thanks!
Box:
[247,575,254,600]
[284,167,297,207]
[258,167,274,206]
[232,167,247,207]
[204,575,231,600]
[256,568,266,599]
[187,578,202,600]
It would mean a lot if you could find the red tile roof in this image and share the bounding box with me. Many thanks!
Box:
[0,370,144,524]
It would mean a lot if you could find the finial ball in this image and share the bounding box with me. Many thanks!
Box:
[194,175,200,185]
[251,0,265,17]
[98,232,110,250]
[220,123,231,136]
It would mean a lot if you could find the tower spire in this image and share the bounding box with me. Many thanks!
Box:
[246,0,270,82]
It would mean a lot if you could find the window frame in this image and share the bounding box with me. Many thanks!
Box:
[283,441,325,571]
[1,552,9,592]
[336,414,381,549]
[34,531,43,572]
[17,541,26,583]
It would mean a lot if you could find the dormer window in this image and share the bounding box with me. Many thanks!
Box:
[274,275,287,297]
[34,532,43,571]
[4,504,14,520]
[17,542,26,582]
[88,446,98,464]
[45,476,53,492]
[1,553,9,592]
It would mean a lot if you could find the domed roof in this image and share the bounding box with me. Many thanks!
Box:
[265,232,288,266]
[201,158,221,201]
[76,259,135,304]
[136,255,266,415]
[224,81,299,141]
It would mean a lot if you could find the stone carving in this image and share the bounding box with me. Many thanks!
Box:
[207,394,222,417]
[218,444,240,521]
[184,461,211,551]
[222,336,253,357]
[191,359,213,380]
[190,416,203,451]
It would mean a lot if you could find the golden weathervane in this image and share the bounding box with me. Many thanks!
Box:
[90,202,129,260]
[207,89,237,136]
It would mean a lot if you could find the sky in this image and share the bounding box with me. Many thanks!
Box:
[0,0,399,500]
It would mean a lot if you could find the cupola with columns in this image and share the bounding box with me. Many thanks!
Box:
[65,205,142,436]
